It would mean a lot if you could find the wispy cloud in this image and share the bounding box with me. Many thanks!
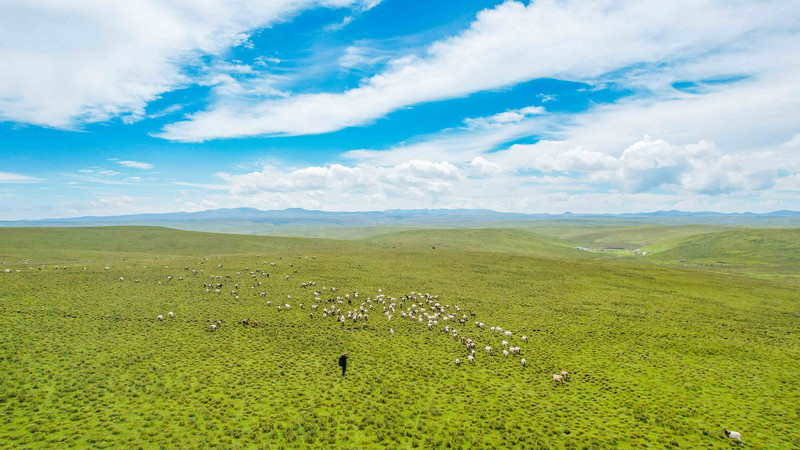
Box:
[0,172,41,183]
[0,0,384,129]
[157,0,799,141]
[116,160,154,170]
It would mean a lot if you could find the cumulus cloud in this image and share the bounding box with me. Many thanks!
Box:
[0,0,381,128]
[502,137,781,195]
[217,160,461,201]
[157,0,799,141]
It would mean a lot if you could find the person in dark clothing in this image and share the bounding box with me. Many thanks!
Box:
[338,352,348,376]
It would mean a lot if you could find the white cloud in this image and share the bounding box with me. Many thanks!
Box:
[116,160,154,170]
[0,0,381,128]
[338,46,388,69]
[463,106,545,129]
[158,0,799,141]
[217,160,460,198]
[0,172,41,183]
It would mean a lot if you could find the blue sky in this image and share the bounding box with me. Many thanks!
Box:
[2,0,800,220]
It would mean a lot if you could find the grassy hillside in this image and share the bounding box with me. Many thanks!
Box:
[528,224,731,250]
[646,228,800,282]
[0,226,359,260]
[0,227,798,448]
[361,228,575,256]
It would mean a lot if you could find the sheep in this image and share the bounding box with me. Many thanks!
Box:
[502,340,509,347]
[503,350,509,357]
[209,324,217,331]
[157,314,163,321]
[455,358,461,366]
[521,359,526,367]
[119,276,124,282]
[553,373,564,384]
[390,329,394,335]
[722,426,742,443]
[521,336,528,343]
[485,346,492,354]
[168,311,174,318]
[560,369,569,380]
[504,330,512,337]
[468,355,475,364]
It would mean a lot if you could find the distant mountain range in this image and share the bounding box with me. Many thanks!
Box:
[2,208,800,235]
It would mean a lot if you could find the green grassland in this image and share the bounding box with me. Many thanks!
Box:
[644,228,800,283]
[1,226,798,448]
[527,224,732,250]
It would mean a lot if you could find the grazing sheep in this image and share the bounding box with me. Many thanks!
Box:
[168,311,174,318]
[521,359,526,367]
[455,358,461,366]
[521,335,528,343]
[468,355,475,364]
[560,369,569,380]
[119,277,124,282]
[503,350,509,357]
[722,426,742,444]
[485,346,492,354]
[553,373,564,384]
[502,340,509,347]
[157,314,163,321]
[390,329,394,335]
[209,324,217,331]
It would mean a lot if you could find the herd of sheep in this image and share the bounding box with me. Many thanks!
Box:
[144,255,575,386]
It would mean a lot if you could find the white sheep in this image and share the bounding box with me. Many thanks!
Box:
[468,355,475,364]
[168,311,173,318]
[521,336,528,343]
[503,350,509,357]
[390,329,394,335]
[560,369,569,380]
[502,340,509,347]
[504,330,512,337]
[521,359,526,367]
[209,324,217,331]
[553,373,564,384]
[722,426,742,443]
[455,358,461,366]
[157,314,163,321]
[485,346,492,354]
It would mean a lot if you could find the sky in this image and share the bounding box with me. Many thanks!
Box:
[1,0,800,220]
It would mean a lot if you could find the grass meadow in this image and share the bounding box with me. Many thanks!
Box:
[0,226,798,448]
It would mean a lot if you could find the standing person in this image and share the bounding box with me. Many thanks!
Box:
[338,352,348,377]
